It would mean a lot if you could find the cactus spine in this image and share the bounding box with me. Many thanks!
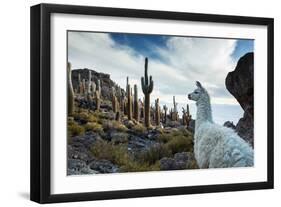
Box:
[133,84,139,121]
[67,62,74,116]
[141,57,154,127]
[155,98,160,126]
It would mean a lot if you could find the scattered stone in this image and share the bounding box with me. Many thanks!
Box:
[67,159,97,175]
[89,159,119,173]
[110,131,128,144]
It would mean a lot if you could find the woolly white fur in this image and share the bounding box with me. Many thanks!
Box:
[188,81,254,168]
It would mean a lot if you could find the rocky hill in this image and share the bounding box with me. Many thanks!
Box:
[67,67,197,175]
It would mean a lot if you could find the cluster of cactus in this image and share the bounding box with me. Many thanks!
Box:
[69,58,195,130]
[141,58,154,127]
[169,96,179,121]
[181,104,192,127]
[67,62,75,116]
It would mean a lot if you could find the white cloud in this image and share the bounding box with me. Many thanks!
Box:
[68,31,243,123]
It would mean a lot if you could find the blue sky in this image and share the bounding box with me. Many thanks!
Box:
[110,33,253,63]
[68,31,253,124]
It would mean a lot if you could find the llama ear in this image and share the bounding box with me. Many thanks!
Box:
[196,81,203,88]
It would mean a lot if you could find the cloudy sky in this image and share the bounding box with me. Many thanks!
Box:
[68,31,253,125]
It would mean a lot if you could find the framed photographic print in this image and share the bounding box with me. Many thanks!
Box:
[30,3,274,203]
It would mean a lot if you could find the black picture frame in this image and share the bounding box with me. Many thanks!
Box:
[30,3,274,204]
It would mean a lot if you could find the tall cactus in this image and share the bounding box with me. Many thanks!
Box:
[127,84,132,120]
[96,79,101,95]
[182,107,186,125]
[77,73,81,94]
[111,87,118,113]
[141,57,154,127]
[95,90,100,111]
[91,82,96,96]
[94,79,101,111]
[172,96,178,121]
[67,62,74,116]
[163,105,168,124]
[133,84,139,121]
[87,70,92,94]
[155,98,160,126]
[186,104,190,116]
[82,79,86,96]
[126,76,129,95]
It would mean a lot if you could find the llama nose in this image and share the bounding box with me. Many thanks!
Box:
[188,94,191,99]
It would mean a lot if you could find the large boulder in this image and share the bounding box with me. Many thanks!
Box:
[225,52,254,147]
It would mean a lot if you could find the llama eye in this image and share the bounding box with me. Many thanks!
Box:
[194,91,199,94]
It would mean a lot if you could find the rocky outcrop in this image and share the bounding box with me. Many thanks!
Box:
[71,68,124,100]
[225,53,254,147]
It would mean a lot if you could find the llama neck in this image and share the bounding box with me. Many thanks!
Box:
[196,95,213,128]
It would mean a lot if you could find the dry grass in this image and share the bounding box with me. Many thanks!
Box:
[67,120,85,137]
[84,122,103,133]
[102,120,128,132]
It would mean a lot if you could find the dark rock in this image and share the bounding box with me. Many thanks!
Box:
[109,131,128,144]
[128,135,155,152]
[160,152,196,170]
[67,159,97,175]
[223,121,236,130]
[225,52,254,147]
[68,145,92,161]
[89,159,119,173]
[72,132,101,150]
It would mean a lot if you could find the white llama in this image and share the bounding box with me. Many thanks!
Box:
[188,81,253,168]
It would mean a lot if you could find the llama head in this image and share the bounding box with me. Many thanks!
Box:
[188,81,207,102]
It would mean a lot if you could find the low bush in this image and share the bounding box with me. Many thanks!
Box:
[68,121,85,137]
[166,135,193,154]
[91,140,161,172]
[137,144,172,165]
[132,124,146,134]
[84,122,103,133]
[157,128,194,154]
[103,120,128,132]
